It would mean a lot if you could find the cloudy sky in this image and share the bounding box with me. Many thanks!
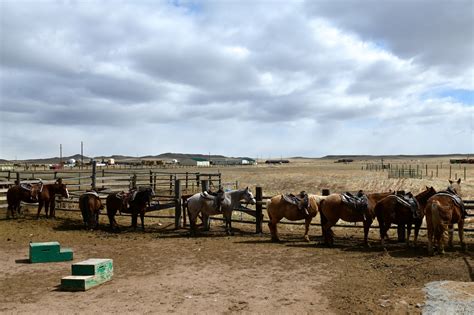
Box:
[0,0,473,160]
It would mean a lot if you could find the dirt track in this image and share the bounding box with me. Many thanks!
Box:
[1,211,473,314]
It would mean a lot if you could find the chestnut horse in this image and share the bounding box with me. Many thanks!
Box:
[320,191,392,246]
[79,191,104,230]
[106,187,155,231]
[267,194,325,242]
[6,178,69,219]
[425,179,465,255]
[375,186,436,248]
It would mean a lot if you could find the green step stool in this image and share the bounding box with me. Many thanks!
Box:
[29,242,73,263]
[61,258,113,291]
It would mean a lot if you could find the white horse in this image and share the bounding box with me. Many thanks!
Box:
[186,187,256,236]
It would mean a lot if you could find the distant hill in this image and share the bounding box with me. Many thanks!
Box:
[322,154,471,160]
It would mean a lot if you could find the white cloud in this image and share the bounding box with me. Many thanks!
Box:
[0,0,472,159]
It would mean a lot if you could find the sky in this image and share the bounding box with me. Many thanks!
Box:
[0,0,473,160]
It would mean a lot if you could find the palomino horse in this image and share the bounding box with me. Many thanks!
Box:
[267,194,325,242]
[79,191,104,230]
[186,187,256,236]
[375,186,436,248]
[320,191,392,246]
[425,179,465,255]
[6,178,69,219]
[106,187,155,231]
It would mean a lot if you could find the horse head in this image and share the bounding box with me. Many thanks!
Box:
[54,179,69,199]
[448,178,462,196]
[242,187,256,205]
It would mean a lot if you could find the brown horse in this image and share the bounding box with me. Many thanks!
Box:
[79,191,104,230]
[6,179,69,219]
[106,187,155,231]
[425,179,465,255]
[320,191,392,246]
[267,194,325,242]
[375,186,436,248]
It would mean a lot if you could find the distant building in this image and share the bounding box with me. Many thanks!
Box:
[265,159,289,164]
[211,158,256,166]
[180,158,210,167]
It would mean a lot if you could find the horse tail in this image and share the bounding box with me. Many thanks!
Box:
[431,200,448,244]
[80,195,90,226]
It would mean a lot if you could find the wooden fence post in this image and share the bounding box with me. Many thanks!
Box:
[255,186,263,234]
[174,179,182,229]
[201,180,210,230]
[449,165,452,179]
[16,172,20,185]
[131,173,137,190]
[91,161,97,190]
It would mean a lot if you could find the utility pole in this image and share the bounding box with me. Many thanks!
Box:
[81,141,84,169]
[60,144,62,164]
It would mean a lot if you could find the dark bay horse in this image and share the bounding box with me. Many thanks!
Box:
[267,194,325,242]
[425,179,465,255]
[106,187,155,231]
[375,186,436,248]
[6,178,69,219]
[320,191,392,246]
[186,187,256,236]
[79,191,104,230]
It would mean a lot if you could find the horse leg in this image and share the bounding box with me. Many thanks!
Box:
[406,223,412,248]
[140,210,145,231]
[37,200,44,219]
[303,217,312,242]
[380,219,391,248]
[426,211,434,255]
[458,220,466,252]
[44,200,50,218]
[188,208,199,237]
[50,199,56,218]
[363,219,373,247]
[224,211,233,236]
[448,224,454,249]
[413,219,422,248]
[131,209,138,230]
[321,218,336,246]
[202,213,210,231]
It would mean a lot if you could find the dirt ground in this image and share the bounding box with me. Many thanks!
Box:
[1,159,473,314]
[0,212,473,314]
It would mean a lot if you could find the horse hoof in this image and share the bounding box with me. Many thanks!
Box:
[461,244,467,252]
[271,237,281,243]
[304,236,310,242]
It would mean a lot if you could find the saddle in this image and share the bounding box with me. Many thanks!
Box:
[20,182,43,201]
[201,189,225,212]
[435,189,466,218]
[341,191,368,214]
[84,190,100,198]
[394,192,420,219]
[282,191,310,216]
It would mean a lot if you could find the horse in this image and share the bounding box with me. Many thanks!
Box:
[79,191,104,230]
[6,178,69,219]
[375,186,437,248]
[319,191,392,247]
[106,187,155,231]
[267,193,325,242]
[425,179,465,255]
[186,187,256,236]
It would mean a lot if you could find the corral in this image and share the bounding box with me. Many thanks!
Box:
[0,158,473,313]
